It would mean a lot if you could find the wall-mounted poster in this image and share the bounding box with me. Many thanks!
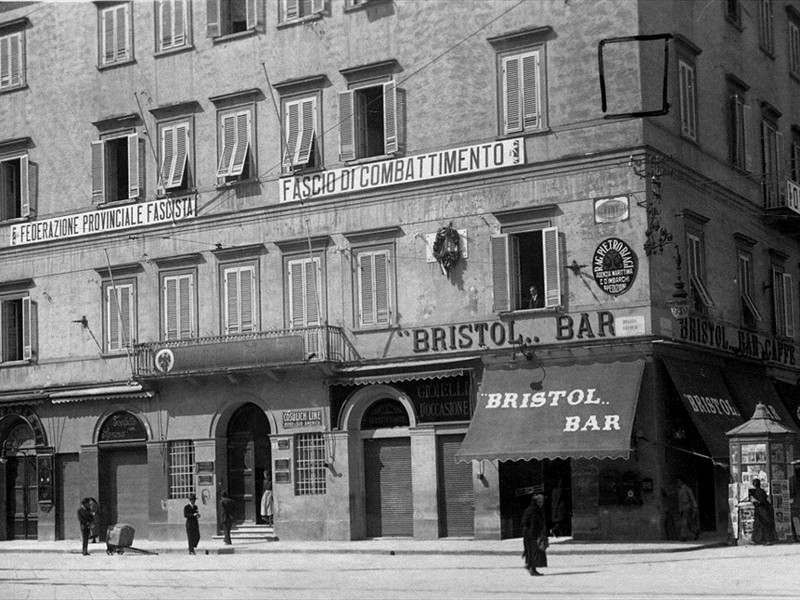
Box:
[592,238,638,295]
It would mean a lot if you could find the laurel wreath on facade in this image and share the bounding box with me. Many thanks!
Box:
[432,223,461,276]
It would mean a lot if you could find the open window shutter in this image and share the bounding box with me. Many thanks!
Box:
[305,258,320,326]
[521,51,540,129]
[312,0,325,14]
[289,260,305,327]
[246,0,265,30]
[296,99,316,165]
[542,227,561,307]
[230,111,251,177]
[206,0,221,37]
[23,160,36,217]
[217,114,236,177]
[784,273,795,338]
[744,104,753,172]
[22,296,32,361]
[165,276,178,340]
[374,251,390,324]
[107,286,120,350]
[491,235,511,312]
[160,0,174,49]
[19,154,29,217]
[160,125,175,191]
[285,0,300,20]
[179,275,194,338]
[224,269,239,334]
[91,141,105,203]
[338,90,356,162]
[284,102,300,169]
[121,285,133,348]
[240,267,254,332]
[127,134,142,199]
[502,56,522,134]
[383,82,405,155]
[169,123,189,188]
[358,253,374,326]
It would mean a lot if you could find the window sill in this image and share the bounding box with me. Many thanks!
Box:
[497,127,549,140]
[97,198,140,209]
[97,58,136,71]
[211,29,259,44]
[499,306,561,318]
[277,13,324,29]
[344,154,396,167]
[281,166,325,177]
[351,323,396,334]
[215,177,260,190]
[154,44,195,58]
[0,83,28,95]
[0,215,30,225]
[344,0,391,13]
[0,359,32,367]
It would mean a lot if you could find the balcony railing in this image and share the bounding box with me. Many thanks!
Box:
[763,177,800,214]
[133,326,359,378]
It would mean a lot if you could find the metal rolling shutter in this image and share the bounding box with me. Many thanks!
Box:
[437,434,474,537]
[100,447,149,539]
[364,438,412,537]
[57,453,80,540]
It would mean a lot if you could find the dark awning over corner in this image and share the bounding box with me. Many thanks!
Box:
[722,367,800,433]
[772,379,800,431]
[662,358,744,459]
[455,360,645,462]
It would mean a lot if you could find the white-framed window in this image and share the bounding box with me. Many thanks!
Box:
[0,152,36,221]
[761,116,781,209]
[687,233,715,312]
[161,270,195,340]
[758,0,774,54]
[287,256,322,328]
[282,95,319,173]
[772,267,796,338]
[0,293,35,363]
[789,16,800,78]
[294,432,326,496]
[499,47,544,135]
[339,81,405,161]
[222,263,257,335]
[216,107,254,184]
[168,440,195,499]
[280,0,325,23]
[91,132,146,204]
[158,119,192,193]
[728,86,751,172]
[738,251,762,328]
[206,0,264,37]
[0,28,25,91]
[103,280,136,353]
[98,2,132,67]
[355,247,393,328]
[678,59,697,141]
[156,0,191,53]
[491,226,560,312]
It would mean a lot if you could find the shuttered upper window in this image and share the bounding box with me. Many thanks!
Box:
[737,251,762,329]
[727,82,751,172]
[103,280,136,353]
[500,48,544,135]
[790,16,800,78]
[678,59,697,141]
[206,0,265,37]
[222,263,257,335]
[283,95,319,173]
[0,293,35,363]
[287,256,322,328]
[491,227,560,312]
[98,3,132,67]
[91,133,146,204]
[216,107,254,183]
[158,119,192,193]
[161,271,195,341]
[156,0,191,53]
[0,28,25,91]
[339,81,405,162]
[0,152,36,221]
[687,232,714,313]
[772,267,797,339]
[280,0,325,23]
[356,248,392,328]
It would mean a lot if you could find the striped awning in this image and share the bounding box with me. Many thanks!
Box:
[50,384,153,404]
[330,357,474,386]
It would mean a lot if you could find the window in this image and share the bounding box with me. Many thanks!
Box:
[161,270,195,340]
[280,0,325,23]
[0,294,35,362]
[221,263,257,335]
[687,232,714,313]
[738,250,762,328]
[791,129,800,183]
[355,247,393,328]
[103,279,136,352]
[726,0,741,27]
[168,440,195,499]
[759,0,775,54]
[790,14,800,78]
[287,255,322,328]
[678,58,697,141]
[206,0,264,37]
[98,3,132,67]
[772,267,796,338]
[294,432,326,495]
[761,110,781,209]
[216,106,254,184]
[727,79,751,171]
[0,152,36,221]
[491,226,560,312]
[156,0,191,53]
[0,25,25,91]
[499,47,544,135]
[158,119,192,194]
[91,132,146,204]
[339,81,405,161]
[282,94,319,173]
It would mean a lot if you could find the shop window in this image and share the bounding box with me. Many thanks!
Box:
[158,118,193,194]
[0,152,36,221]
[771,267,796,339]
[727,77,751,172]
[280,0,325,23]
[0,22,26,92]
[282,94,320,173]
[758,0,774,55]
[491,227,561,312]
[98,2,133,67]
[355,247,393,329]
[206,0,265,37]
[678,58,698,141]
[91,132,146,204]
[161,270,196,340]
[498,46,545,135]
[156,0,191,53]
[0,294,35,362]
[338,81,405,161]
[761,108,781,209]
[216,106,254,185]
[168,440,195,499]
[294,432,326,495]
[687,232,714,314]
[738,251,762,329]
[102,279,136,353]
[221,262,258,335]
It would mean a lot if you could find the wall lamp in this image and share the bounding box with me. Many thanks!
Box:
[668,245,689,322]
[510,335,537,361]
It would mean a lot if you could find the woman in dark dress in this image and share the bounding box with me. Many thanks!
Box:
[184,493,200,555]
[522,493,548,576]
[748,479,777,545]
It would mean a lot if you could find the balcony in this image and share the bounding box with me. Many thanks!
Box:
[133,326,358,379]
[763,178,800,232]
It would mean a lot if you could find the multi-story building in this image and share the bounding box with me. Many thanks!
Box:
[0,0,798,544]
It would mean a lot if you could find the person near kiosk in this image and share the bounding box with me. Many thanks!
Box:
[749,478,777,545]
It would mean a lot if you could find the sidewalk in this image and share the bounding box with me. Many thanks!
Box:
[0,534,730,556]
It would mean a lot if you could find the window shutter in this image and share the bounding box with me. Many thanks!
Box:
[3,32,22,88]
[285,0,300,20]
[22,296,32,361]
[91,140,106,203]
[173,0,186,46]
[102,9,115,64]
[296,98,316,165]
[230,111,251,177]
[784,273,795,338]
[289,260,305,327]
[160,0,174,50]
[542,226,561,307]
[284,101,301,169]
[115,5,129,62]
[358,253,374,326]
[339,90,356,162]
[19,154,29,217]
[312,0,325,14]
[306,258,320,326]
[521,50,540,129]
[217,114,236,177]
[179,275,194,338]
[374,251,390,324]
[744,104,753,172]
[169,123,189,188]
[383,82,406,155]
[206,0,221,37]
[0,36,8,86]
[160,125,175,191]
[23,159,36,217]
[127,133,142,199]
[107,286,120,350]
[120,285,133,348]
[491,235,511,312]
[224,268,239,334]
[502,56,522,134]
[246,0,265,30]
[164,276,178,340]
[240,267,254,332]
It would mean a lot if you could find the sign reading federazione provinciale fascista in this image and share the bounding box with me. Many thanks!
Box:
[280,138,524,203]
[10,196,198,247]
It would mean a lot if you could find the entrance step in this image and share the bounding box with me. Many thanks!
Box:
[213,524,278,542]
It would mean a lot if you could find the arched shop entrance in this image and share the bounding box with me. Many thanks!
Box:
[1,418,38,540]
[499,459,571,538]
[226,403,271,524]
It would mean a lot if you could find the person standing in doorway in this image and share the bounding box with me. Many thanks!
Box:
[220,491,235,545]
[184,493,200,555]
[77,498,93,556]
[676,477,700,541]
[260,471,274,527]
[521,494,548,576]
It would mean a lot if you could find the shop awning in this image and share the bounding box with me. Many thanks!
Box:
[50,384,153,404]
[331,357,475,386]
[662,358,744,459]
[772,379,800,430]
[722,367,800,433]
[455,359,645,462]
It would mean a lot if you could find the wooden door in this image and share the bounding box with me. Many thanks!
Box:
[6,455,37,540]
[227,433,254,523]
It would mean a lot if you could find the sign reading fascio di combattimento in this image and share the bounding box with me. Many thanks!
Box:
[279,138,524,203]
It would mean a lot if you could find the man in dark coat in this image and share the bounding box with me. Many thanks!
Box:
[77,498,93,556]
[220,491,235,545]
[749,478,777,545]
[522,493,547,576]
[184,493,200,554]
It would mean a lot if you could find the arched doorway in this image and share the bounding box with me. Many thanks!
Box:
[2,419,37,540]
[226,403,271,524]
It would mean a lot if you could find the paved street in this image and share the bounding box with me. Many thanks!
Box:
[0,543,798,599]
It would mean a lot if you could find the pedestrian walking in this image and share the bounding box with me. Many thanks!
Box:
[748,478,777,545]
[676,477,699,541]
[77,498,93,556]
[88,497,100,543]
[260,471,274,526]
[521,493,547,576]
[184,493,200,554]
[220,490,235,545]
